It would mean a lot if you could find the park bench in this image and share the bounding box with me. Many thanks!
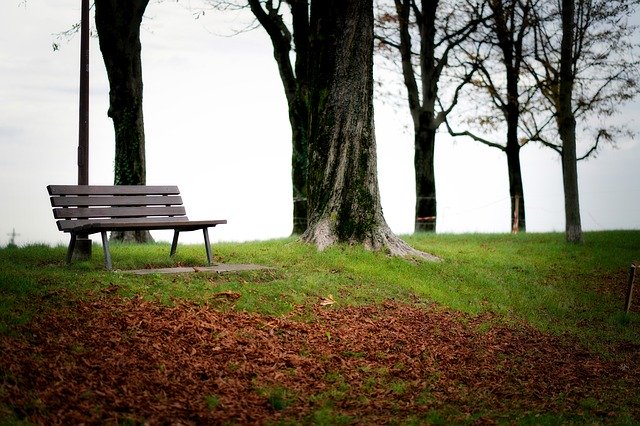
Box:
[47,185,227,270]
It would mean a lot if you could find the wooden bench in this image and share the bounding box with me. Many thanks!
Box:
[47,185,227,270]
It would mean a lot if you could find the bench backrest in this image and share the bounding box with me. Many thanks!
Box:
[47,185,189,232]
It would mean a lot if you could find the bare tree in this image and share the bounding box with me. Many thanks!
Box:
[558,0,582,242]
[446,0,539,233]
[375,0,484,233]
[525,0,640,243]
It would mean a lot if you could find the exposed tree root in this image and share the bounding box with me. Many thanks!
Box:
[301,218,440,261]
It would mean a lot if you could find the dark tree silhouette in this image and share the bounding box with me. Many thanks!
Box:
[446,0,539,233]
[375,0,484,233]
[558,0,582,243]
[525,0,640,243]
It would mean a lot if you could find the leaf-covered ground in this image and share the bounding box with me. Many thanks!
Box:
[1,296,638,424]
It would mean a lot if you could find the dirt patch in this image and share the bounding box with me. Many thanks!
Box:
[1,298,638,424]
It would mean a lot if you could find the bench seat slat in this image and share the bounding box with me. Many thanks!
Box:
[47,185,180,196]
[53,206,187,219]
[56,216,192,232]
[51,195,183,207]
[66,219,228,234]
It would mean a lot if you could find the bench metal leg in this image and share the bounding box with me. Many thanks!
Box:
[101,231,113,270]
[203,228,212,265]
[170,230,180,257]
[66,234,77,265]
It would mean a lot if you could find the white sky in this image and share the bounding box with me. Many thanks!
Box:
[1,0,639,247]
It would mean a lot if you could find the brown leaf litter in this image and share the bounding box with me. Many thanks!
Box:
[1,298,638,424]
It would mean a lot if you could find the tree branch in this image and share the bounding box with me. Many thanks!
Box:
[577,128,609,161]
[247,0,297,105]
[444,116,507,151]
[395,0,421,116]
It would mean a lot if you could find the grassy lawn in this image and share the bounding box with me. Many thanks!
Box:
[0,231,638,424]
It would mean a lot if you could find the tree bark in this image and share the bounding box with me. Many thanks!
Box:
[302,0,437,260]
[290,99,309,235]
[506,133,526,232]
[414,0,439,233]
[506,92,526,232]
[414,120,437,232]
[558,0,582,243]
[95,0,153,243]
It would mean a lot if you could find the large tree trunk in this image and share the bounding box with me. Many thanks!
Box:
[558,0,582,243]
[302,0,437,260]
[95,0,153,243]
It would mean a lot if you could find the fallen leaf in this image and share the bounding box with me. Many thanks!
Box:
[319,294,335,306]
[212,291,241,300]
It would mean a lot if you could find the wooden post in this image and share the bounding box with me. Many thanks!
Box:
[74,0,92,260]
[624,263,636,314]
[78,0,89,185]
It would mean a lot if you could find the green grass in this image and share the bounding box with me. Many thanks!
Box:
[203,394,220,410]
[1,231,638,349]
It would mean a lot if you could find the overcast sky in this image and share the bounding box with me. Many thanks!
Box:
[1,0,639,247]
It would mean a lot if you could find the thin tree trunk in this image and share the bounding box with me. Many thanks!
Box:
[415,0,438,233]
[291,98,309,235]
[290,0,310,235]
[95,0,153,243]
[414,120,437,232]
[488,0,528,233]
[506,132,526,233]
[558,0,582,243]
[302,0,437,260]
[561,134,582,242]
[505,66,526,233]
[394,0,439,233]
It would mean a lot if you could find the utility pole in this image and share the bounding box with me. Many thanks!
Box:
[73,0,92,260]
